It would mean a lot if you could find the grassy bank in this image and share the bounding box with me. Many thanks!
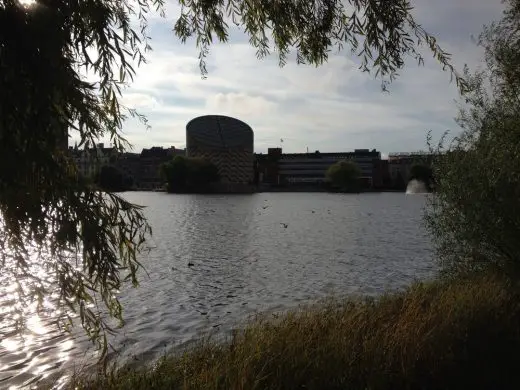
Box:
[69,272,520,390]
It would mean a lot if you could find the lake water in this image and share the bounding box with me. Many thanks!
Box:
[0,192,435,389]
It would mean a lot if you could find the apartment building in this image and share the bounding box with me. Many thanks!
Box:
[70,143,116,178]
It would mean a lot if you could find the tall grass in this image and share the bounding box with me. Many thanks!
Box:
[67,272,520,390]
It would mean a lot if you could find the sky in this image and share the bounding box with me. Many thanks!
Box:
[81,0,505,156]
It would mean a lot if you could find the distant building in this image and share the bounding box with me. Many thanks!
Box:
[134,146,185,190]
[256,147,282,185]
[69,144,185,189]
[374,159,391,190]
[388,152,433,187]
[113,152,141,188]
[256,148,382,189]
[70,143,116,178]
[186,115,254,191]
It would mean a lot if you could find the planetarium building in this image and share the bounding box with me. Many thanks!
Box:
[186,115,254,187]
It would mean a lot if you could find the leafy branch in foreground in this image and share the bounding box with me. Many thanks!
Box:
[173,0,467,92]
[0,0,161,356]
[1,0,463,358]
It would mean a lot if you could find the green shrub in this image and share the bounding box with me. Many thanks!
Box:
[161,156,219,193]
[95,165,133,192]
[426,0,520,276]
[325,160,361,192]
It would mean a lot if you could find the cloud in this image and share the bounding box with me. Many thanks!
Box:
[122,93,161,110]
[205,92,277,117]
[70,0,506,155]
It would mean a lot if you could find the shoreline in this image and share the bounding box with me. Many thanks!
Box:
[121,188,410,194]
[58,271,520,390]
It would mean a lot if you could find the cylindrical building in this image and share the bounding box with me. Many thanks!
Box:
[186,115,254,186]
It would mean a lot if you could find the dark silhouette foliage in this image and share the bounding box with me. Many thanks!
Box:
[161,156,219,193]
[326,160,362,192]
[95,166,133,192]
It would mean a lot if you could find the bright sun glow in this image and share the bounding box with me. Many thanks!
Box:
[19,0,36,7]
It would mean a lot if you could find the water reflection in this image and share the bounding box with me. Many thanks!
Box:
[0,238,80,389]
[0,192,435,388]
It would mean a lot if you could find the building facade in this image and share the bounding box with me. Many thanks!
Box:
[186,115,254,189]
[114,146,185,190]
[138,146,184,190]
[256,148,382,189]
[113,152,141,187]
[70,143,116,178]
[69,144,185,189]
[388,152,433,188]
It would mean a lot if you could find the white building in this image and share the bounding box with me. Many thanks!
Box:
[71,143,116,178]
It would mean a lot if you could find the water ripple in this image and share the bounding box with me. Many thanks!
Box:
[0,192,435,389]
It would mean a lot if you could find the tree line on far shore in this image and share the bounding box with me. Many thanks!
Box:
[160,156,219,193]
[92,156,434,194]
[91,156,219,193]
[325,160,434,193]
[157,157,434,194]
